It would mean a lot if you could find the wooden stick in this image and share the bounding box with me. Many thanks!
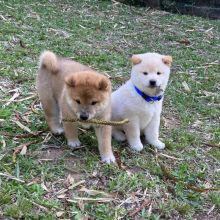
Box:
[62,118,129,126]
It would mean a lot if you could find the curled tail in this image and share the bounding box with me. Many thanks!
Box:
[39,50,59,73]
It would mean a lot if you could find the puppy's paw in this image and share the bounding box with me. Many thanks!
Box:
[68,139,81,148]
[151,140,165,150]
[52,127,64,135]
[101,153,116,164]
[113,130,126,142]
[130,142,143,152]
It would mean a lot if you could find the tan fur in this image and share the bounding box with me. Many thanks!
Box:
[162,55,173,66]
[131,55,142,65]
[39,50,59,73]
[36,51,115,163]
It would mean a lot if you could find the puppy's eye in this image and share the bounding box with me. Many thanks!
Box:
[157,72,162,75]
[91,101,98,105]
[143,72,148,75]
[75,100,81,104]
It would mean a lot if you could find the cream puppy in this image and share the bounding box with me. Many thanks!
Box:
[111,52,172,151]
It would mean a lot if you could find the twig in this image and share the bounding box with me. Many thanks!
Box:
[0,172,25,183]
[129,199,151,217]
[62,118,129,126]
[67,197,114,203]
[14,120,34,134]
[71,145,86,151]
[3,91,20,106]
[68,180,86,189]
[31,98,40,115]
[25,199,49,212]
[0,129,48,138]
[202,142,220,148]
[158,153,183,161]
[14,94,37,102]
[13,140,39,163]
[109,76,129,82]
[207,205,215,215]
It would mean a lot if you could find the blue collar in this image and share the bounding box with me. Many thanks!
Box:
[134,85,163,102]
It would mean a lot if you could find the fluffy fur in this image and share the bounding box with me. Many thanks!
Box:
[36,51,115,163]
[111,52,172,151]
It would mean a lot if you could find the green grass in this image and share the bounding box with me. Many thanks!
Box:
[0,0,220,219]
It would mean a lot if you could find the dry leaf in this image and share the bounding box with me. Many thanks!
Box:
[14,120,34,134]
[182,81,191,92]
[192,120,202,128]
[178,38,190,45]
[57,194,66,199]
[56,211,64,217]
[203,91,216,97]
[79,187,112,197]
[41,182,49,192]
[20,145,27,155]
[68,180,85,189]
[13,140,38,163]
[77,200,84,212]
[1,138,6,150]
[4,91,20,106]
[64,174,75,187]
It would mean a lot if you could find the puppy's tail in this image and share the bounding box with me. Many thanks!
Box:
[39,50,59,73]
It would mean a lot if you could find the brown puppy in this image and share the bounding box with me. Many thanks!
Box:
[36,51,115,163]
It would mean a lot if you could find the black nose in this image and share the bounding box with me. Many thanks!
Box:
[80,114,89,120]
[149,80,156,86]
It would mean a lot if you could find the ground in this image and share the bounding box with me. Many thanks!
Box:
[0,0,220,219]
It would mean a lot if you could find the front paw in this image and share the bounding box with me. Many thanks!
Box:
[68,139,81,149]
[101,153,116,164]
[52,127,64,135]
[150,140,165,150]
[130,142,143,152]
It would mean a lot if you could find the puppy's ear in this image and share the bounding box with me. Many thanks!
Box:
[65,76,76,87]
[162,56,173,66]
[98,78,109,91]
[130,55,142,65]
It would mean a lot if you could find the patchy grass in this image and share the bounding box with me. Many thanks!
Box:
[0,0,220,219]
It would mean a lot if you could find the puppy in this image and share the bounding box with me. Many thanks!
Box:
[111,52,172,151]
[36,51,115,163]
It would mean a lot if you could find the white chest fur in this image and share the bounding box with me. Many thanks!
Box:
[112,80,163,130]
